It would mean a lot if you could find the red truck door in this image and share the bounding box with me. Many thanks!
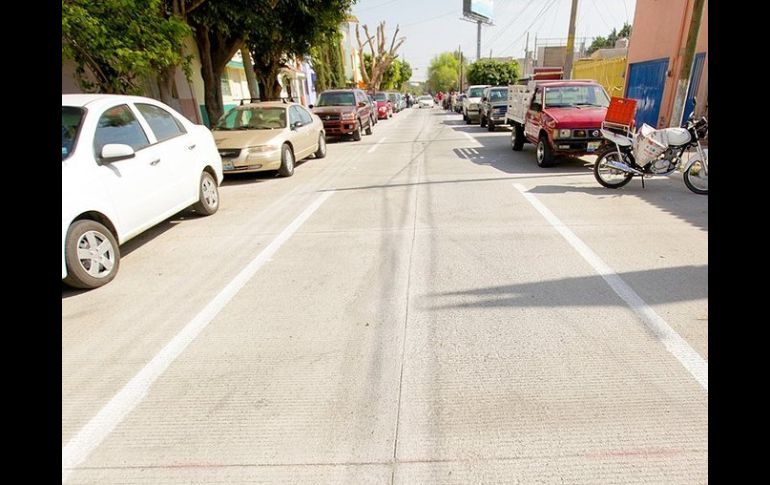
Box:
[524,86,544,142]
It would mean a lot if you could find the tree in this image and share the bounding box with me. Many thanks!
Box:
[310,30,346,92]
[187,0,254,125]
[427,52,461,93]
[62,0,191,94]
[587,22,632,55]
[247,0,355,101]
[356,22,406,90]
[397,61,412,90]
[381,59,401,90]
[466,58,519,86]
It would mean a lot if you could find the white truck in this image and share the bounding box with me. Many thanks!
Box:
[462,84,490,124]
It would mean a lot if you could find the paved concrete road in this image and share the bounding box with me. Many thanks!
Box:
[62,107,707,484]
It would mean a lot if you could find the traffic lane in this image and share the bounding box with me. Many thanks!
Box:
[453,124,708,360]
[63,107,428,476]
[66,195,418,478]
[62,122,377,444]
[392,122,706,475]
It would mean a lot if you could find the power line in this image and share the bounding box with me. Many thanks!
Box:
[499,0,560,56]
[401,10,456,28]
[356,0,400,13]
[487,0,538,47]
[590,0,613,32]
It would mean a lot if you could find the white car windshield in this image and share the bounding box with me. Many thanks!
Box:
[468,87,485,98]
[419,96,432,101]
[488,89,507,102]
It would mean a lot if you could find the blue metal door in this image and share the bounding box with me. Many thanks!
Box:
[626,58,669,128]
[683,52,706,123]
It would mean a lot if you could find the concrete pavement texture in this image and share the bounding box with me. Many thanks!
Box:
[62,106,707,484]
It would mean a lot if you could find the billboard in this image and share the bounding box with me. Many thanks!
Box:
[463,0,493,23]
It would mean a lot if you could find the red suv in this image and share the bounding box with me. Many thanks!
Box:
[311,89,373,141]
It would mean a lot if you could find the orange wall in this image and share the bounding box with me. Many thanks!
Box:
[627,0,708,126]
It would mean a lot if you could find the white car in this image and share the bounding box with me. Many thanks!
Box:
[417,95,435,108]
[62,94,224,289]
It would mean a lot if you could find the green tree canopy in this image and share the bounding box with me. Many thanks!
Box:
[427,52,461,93]
[62,0,191,94]
[466,58,519,86]
[587,23,632,55]
[247,0,356,100]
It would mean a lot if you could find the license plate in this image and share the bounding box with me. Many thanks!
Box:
[223,161,234,170]
[587,141,601,151]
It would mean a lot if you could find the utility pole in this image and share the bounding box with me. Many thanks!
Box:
[670,0,706,126]
[459,45,464,93]
[563,0,579,79]
[477,20,482,61]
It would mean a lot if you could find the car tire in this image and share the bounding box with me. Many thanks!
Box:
[192,171,219,215]
[536,134,556,167]
[278,143,295,176]
[314,133,327,159]
[352,122,362,141]
[63,219,120,289]
[511,124,524,151]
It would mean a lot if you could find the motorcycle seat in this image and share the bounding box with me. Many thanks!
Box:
[600,128,633,147]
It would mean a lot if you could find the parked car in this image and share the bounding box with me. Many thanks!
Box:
[373,92,393,119]
[212,101,326,177]
[463,84,490,123]
[366,94,378,126]
[62,94,223,289]
[417,95,435,108]
[454,94,466,113]
[386,92,401,113]
[507,79,610,167]
[479,86,509,131]
[311,89,374,141]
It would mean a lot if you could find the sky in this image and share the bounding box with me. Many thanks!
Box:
[350,0,637,82]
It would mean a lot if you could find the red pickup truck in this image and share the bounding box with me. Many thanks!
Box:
[505,80,610,167]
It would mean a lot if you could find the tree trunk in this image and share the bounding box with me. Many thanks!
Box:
[158,66,176,105]
[194,28,224,125]
[257,69,282,100]
[240,46,260,100]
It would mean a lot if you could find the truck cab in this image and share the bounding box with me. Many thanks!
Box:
[507,79,610,167]
[462,84,490,124]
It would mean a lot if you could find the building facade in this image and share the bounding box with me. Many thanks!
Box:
[625,0,708,127]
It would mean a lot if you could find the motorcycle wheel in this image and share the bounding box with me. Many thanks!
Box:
[594,149,634,189]
[683,159,708,195]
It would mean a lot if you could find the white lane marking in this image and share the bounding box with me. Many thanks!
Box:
[513,183,708,391]
[61,191,335,483]
[463,132,475,141]
[367,137,388,153]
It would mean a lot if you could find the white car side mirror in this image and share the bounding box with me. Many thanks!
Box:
[100,143,136,162]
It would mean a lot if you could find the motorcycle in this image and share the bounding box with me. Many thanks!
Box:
[593,102,708,195]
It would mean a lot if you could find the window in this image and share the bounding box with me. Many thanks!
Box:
[214,107,286,130]
[297,106,313,125]
[468,87,485,97]
[136,103,186,143]
[543,85,610,108]
[289,106,302,125]
[316,92,356,106]
[489,89,508,102]
[93,105,150,155]
[62,106,85,160]
[221,71,232,97]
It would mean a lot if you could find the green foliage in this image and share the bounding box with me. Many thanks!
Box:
[427,52,461,93]
[587,22,632,55]
[246,0,356,97]
[310,29,346,91]
[398,61,412,90]
[466,58,519,86]
[381,59,401,90]
[62,0,191,94]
